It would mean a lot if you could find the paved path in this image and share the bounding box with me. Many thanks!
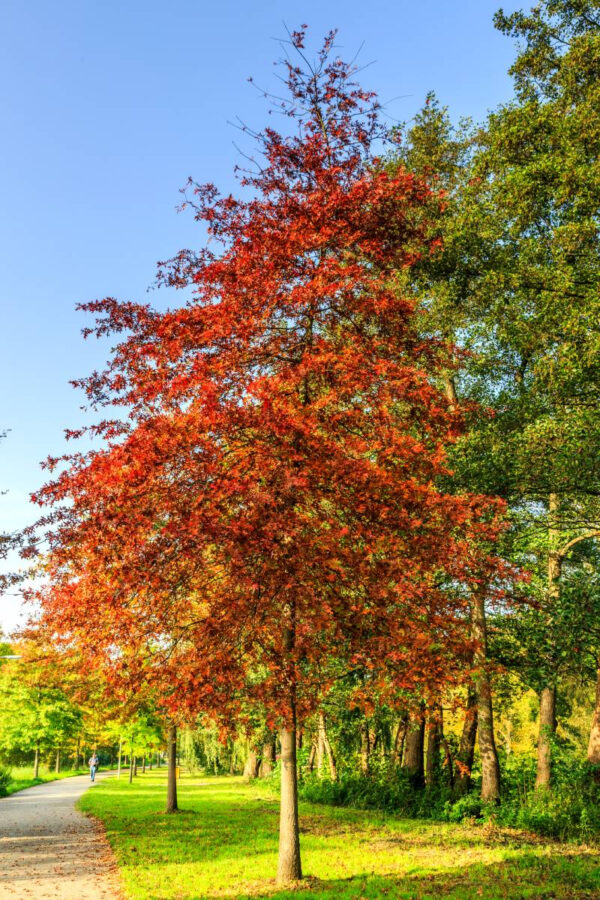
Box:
[0,772,121,899]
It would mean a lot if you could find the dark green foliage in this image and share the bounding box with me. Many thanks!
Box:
[0,765,13,797]
[298,749,600,842]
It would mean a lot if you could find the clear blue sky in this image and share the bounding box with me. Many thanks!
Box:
[0,0,520,631]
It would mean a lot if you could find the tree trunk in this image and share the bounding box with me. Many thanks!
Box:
[55,748,60,774]
[243,747,261,779]
[535,685,556,790]
[472,589,501,802]
[260,735,276,777]
[360,720,370,774]
[454,686,478,795]
[149,754,153,771]
[442,734,454,789]
[316,714,325,775]
[117,739,122,778]
[142,755,146,774]
[425,710,442,787]
[277,611,302,884]
[157,751,161,768]
[129,747,134,784]
[134,757,138,777]
[33,744,40,779]
[306,740,317,773]
[321,718,337,781]
[166,724,178,813]
[535,496,561,789]
[402,710,425,786]
[392,714,408,765]
[587,663,600,777]
[278,723,301,882]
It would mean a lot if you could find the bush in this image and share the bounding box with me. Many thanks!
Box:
[299,765,452,819]
[297,753,600,842]
[0,766,13,798]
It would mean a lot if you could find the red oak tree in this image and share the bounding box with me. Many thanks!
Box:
[31,30,507,882]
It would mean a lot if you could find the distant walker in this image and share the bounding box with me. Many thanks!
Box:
[88,752,99,782]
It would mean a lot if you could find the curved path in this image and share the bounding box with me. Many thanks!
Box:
[0,772,121,899]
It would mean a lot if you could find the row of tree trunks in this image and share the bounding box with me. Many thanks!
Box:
[306,712,337,780]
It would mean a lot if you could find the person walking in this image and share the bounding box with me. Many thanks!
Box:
[88,752,99,782]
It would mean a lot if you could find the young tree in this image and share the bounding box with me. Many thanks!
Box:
[32,30,508,881]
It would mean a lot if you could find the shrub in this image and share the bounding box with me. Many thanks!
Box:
[0,766,13,797]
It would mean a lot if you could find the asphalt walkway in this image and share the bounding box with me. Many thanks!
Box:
[0,772,120,899]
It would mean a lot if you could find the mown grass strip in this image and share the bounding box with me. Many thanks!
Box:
[80,772,600,899]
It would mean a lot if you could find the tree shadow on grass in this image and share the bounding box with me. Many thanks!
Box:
[195,849,600,900]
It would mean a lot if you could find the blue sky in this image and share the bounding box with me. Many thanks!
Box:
[0,0,520,631]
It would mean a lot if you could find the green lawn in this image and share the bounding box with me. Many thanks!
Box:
[5,765,89,795]
[80,772,600,900]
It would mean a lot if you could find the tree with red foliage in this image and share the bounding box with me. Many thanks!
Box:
[31,30,508,882]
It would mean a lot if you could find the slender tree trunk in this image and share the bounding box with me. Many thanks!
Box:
[157,751,161,768]
[134,757,138,777]
[535,685,556,790]
[472,589,501,802]
[129,747,134,784]
[149,754,153,771]
[306,740,317,773]
[536,495,561,789]
[55,748,60,774]
[320,714,337,781]
[117,739,122,778]
[360,720,371,774]
[142,755,146,774]
[587,662,600,778]
[75,736,81,770]
[277,612,302,884]
[316,714,325,775]
[392,714,408,765]
[442,734,454,789]
[166,724,178,813]
[454,686,478,795]
[425,709,442,787]
[33,744,40,779]
[402,709,425,786]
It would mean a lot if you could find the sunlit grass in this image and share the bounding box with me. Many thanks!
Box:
[80,771,600,899]
[5,764,89,795]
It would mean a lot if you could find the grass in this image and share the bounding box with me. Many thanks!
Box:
[5,765,89,795]
[79,771,600,899]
